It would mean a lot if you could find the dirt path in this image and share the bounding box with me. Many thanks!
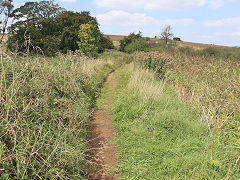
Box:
[88,72,118,180]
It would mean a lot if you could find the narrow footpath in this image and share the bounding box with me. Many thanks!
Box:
[88,72,118,180]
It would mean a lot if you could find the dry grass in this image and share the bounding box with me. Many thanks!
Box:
[127,63,165,99]
[133,50,240,178]
[0,55,115,179]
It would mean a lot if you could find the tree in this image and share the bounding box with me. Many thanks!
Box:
[9,0,63,31]
[76,20,102,58]
[160,25,174,45]
[7,0,63,56]
[57,11,97,53]
[7,1,109,57]
[0,0,13,45]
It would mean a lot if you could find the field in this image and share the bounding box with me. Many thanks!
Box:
[0,35,239,179]
[103,34,231,50]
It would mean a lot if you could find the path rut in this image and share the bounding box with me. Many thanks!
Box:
[88,72,118,180]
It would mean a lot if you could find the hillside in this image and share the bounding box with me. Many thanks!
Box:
[104,34,230,50]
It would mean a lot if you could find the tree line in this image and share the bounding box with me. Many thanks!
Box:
[1,0,114,57]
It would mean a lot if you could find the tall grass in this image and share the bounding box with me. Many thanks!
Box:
[167,53,240,178]
[0,55,115,179]
[133,50,240,179]
[147,41,240,61]
[111,63,235,179]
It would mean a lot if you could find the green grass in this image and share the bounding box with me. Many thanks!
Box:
[111,63,237,179]
[0,55,116,179]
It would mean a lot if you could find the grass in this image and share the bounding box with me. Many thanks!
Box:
[0,54,116,179]
[167,52,240,178]
[111,62,239,179]
[132,49,240,178]
[0,46,238,179]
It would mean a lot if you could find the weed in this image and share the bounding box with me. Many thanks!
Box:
[0,55,115,179]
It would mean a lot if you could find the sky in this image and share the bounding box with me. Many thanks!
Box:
[13,0,240,46]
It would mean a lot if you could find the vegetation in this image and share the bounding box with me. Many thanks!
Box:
[129,49,240,178]
[111,64,216,179]
[160,25,174,45]
[7,1,113,56]
[0,0,13,44]
[76,20,101,58]
[166,51,240,177]
[0,55,117,179]
[1,1,239,179]
[119,32,146,52]
[76,20,114,58]
[110,58,239,179]
[125,38,148,53]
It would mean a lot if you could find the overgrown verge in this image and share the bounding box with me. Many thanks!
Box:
[132,51,240,178]
[0,55,115,179]
[111,63,238,179]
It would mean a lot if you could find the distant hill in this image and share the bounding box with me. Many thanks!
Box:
[103,34,230,50]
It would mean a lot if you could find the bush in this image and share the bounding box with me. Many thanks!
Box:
[98,36,114,53]
[125,38,148,53]
[119,32,143,52]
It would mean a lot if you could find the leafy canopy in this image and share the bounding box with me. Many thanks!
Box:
[76,20,102,58]
[7,1,113,56]
[0,0,13,44]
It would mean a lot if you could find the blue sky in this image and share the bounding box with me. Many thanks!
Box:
[14,0,240,46]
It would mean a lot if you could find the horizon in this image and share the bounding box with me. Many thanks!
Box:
[13,0,240,47]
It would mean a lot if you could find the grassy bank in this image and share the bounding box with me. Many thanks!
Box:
[0,54,116,179]
[111,63,238,179]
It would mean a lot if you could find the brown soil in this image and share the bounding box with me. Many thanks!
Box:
[88,72,118,180]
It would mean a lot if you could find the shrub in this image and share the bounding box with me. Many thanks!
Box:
[98,36,114,53]
[125,38,148,53]
[119,32,143,52]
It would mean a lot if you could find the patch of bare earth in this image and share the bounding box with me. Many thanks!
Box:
[88,72,118,180]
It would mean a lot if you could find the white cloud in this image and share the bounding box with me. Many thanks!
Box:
[96,10,195,27]
[93,0,208,10]
[203,16,240,27]
[158,19,195,26]
[144,0,207,10]
[93,0,239,10]
[60,0,76,2]
[209,0,224,9]
[96,11,157,26]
